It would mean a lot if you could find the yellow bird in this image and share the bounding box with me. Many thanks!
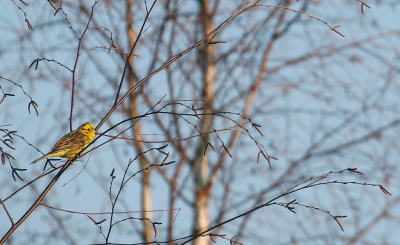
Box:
[32,122,95,164]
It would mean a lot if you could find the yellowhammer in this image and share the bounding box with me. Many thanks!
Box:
[31,122,95,164]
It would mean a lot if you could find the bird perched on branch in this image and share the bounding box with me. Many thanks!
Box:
[31,122,95,164]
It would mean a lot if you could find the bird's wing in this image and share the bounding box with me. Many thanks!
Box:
[49,130,82,153]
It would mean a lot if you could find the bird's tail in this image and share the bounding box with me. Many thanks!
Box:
[31,154,50,164]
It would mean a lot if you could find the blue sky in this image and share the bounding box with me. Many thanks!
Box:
[1,1,400,244]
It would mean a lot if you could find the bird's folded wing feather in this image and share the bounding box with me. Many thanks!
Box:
[49,130,82,153]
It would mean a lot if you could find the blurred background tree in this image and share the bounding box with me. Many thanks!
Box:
[1,0,400,244]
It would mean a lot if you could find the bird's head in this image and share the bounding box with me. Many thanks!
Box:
[79,122,95,138]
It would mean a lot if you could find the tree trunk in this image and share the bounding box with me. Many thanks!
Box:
[192,1,215,244]
[126,0,153,242]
